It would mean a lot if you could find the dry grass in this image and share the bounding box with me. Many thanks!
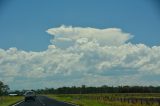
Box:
[47,93,160,106]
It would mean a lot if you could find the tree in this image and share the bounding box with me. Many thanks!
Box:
[0,81,10,95]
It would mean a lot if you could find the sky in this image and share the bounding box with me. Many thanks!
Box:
[0,0,160,90]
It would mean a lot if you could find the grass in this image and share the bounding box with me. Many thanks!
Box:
[47,94,107,106]
[0,96,23,106]
[46,93,160,106]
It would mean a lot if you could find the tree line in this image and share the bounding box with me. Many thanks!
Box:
[35,85,160,94]
[1,80,160,95]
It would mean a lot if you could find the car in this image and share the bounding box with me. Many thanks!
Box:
[24,91,36,102]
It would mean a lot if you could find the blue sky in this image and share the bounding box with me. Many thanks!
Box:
[0,0,160,90]
[0,0,160,51]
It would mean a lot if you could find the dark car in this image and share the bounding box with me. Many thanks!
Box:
[24,91,36,102]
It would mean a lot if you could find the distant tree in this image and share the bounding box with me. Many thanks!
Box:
[22,85,160,94]
[0,81,10,95]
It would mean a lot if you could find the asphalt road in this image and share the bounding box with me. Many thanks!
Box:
[13,96,77,106]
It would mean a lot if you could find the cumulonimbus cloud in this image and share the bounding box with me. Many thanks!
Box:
[47,25,133,47]
[0,25,160,90]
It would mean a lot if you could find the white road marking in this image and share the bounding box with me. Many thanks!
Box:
[12,100,24,106]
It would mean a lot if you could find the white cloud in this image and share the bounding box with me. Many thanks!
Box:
[0,25,160,90]
[47,25,133,47]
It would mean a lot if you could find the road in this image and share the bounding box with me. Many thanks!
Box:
[13,96,77,106]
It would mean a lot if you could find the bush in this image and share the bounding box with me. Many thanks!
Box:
[0,81,9,96]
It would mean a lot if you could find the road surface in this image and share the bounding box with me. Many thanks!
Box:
[12,96,77,106]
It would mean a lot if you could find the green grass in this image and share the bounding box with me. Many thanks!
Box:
[47,94,107,106]
[46,93,160,106]
[0,96,23,106]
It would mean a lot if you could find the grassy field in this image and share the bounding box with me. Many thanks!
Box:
[47,93,160,106]
[0,96,23,106]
